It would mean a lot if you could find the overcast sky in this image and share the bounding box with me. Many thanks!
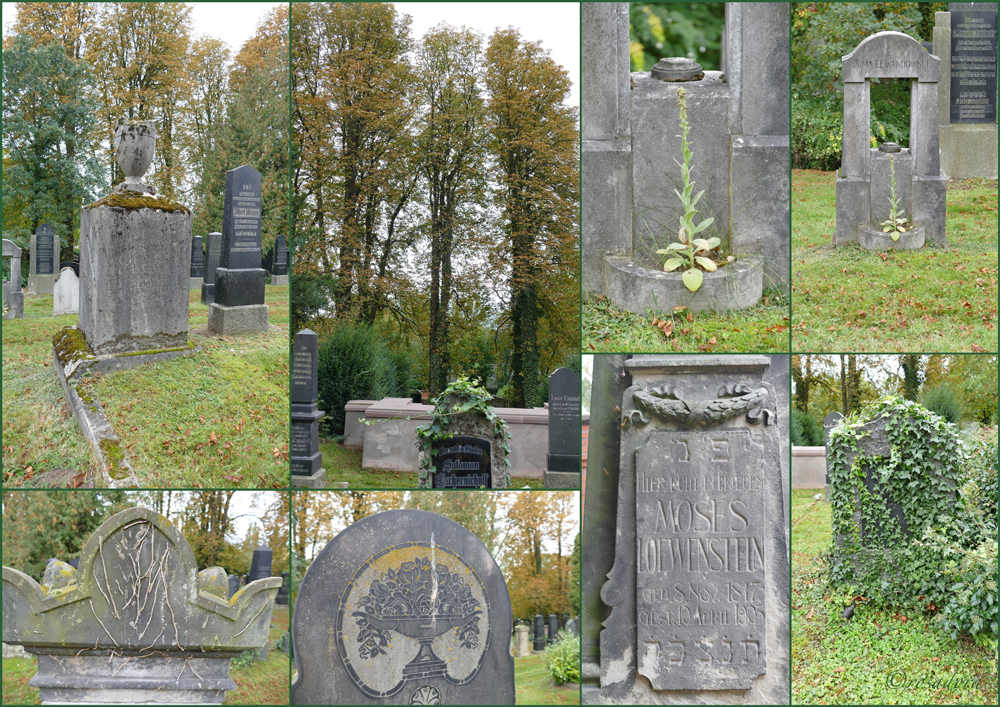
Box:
[1,2,284,53]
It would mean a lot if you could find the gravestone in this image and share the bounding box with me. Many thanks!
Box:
[78,121,191,355]
[835,32,947,247]
[276,571,290,605]
[544,368,582,489]
[566,618,578,637]
[190,235,205,289]
[585,354,789,703]
[228,574,240,599]
[2,507,280,704]
[290,329,326,488]
[201,231,222,304]
[547,615,559,645]
[431,435,493,488]
[271,234,289,286]
[2,239,24,319]
[208,164,269,334]
[533,614,546,652]
[933,5,998,178]
[29,223,56,295]
[291,510,515,704]
[514,625,530,656]
[52,267,80,316]
[822,411,844,501]
[249,546,273,582]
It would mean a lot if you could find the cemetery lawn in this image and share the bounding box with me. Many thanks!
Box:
[225,604,290,705]
[791,489,998,706]
[581,288,790,353]
[2,287,290,488]
[514,654,580,705]
[791,170,998,352]
[319,439,545,489]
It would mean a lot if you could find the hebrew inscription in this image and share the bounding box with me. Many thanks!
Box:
[635,430,766,690]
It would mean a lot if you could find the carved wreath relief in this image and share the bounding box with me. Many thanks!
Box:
[338,542,490,700]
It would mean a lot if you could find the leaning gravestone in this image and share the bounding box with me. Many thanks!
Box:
[201,231,222,305]
[52,267,80,316]
[271,234,289,286]
[2,239,24,319]
[208,165,269,335]
[29,223,56,295]
[291,329,327,488]
[190,235,205,289]
[588,355,789,703]
[544,367,582,488]
[2,507,280,704]
[291,510,515,704]
[835,32,947,247]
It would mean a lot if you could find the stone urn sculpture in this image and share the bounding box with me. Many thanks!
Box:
[113,119,157,194]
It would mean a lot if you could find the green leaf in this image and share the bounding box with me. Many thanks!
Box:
[883,226,893,233]
[705,236,721,249]
[691,238,712,251]
[695,256,717,271]
[891,231,900,242]
[682,267,703,292]
[664,258,684,271]
[689,188,705,209]
[664,242,687,251]
[691,217,715,234]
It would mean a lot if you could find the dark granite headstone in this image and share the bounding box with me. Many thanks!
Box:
[431,436,492,488]
[216,165,266,307]
[190,235,205,278]
[949,3,998,123]
[547,367,581,472]
[34,224,55,275]
[276,571,290,605]
[533,614,546,651]
[273,235,288,276]
[291,329,325,485]
[201,231,222,304]
[248,546,273,582]
[291,509,515,704]
[67,558,80,570]
[228,574,240,599]
[547,614,559,645]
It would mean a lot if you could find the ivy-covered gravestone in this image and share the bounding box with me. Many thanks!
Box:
[415,378,511,489]
[828,397,965,600]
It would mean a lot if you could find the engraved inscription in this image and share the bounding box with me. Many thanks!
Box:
[950,6,998,122]
[291,350,312,394]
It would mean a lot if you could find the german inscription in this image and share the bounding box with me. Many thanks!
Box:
[35,224,54,275]
[635,429,766,690]
[950,3,998,122]
[432,436,493,489]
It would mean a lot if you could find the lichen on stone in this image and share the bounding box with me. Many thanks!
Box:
[84,191,190,214]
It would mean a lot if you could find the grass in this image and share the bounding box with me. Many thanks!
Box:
[1,656,39,705]
[515,654,580,705]
[319,438,545,489]
[582,288,790,353]
[2,287,290,488]
[791,489,998,705]
[791,170,998,352]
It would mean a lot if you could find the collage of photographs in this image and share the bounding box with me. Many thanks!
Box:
[0,1,996,706]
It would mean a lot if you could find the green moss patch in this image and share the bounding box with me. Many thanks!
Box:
[85,191,190,214]
[97,438,127,479]
[53,327,95,369]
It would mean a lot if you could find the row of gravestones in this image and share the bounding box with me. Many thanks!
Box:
[193,232,288,296]
[289,328,583,490]
[3,506,529,704]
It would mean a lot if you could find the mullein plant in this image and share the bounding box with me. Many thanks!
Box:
[657,87,723,293]
[880,154,909,241]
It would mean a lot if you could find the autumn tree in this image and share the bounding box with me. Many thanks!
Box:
[179,491,235,569]
[900,354,922,401]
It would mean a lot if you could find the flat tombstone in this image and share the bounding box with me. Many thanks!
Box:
[52,268,79,316]
[431,436,492,489]
[547,368,581,472]
[291,509,515,704]
[248,546,272,582]
[191,235,205,277]
[949,3,998,122]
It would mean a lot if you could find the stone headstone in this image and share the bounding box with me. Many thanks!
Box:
[29,223,56,295]
[248,546,273,582]
[271,234,289,286]
[190,235,205,289]
[836,32,947,247]
[2,507,280,704]
[2,239,24,319]
[431,435,493,488]
[276,571,290,605]
[544,368,581,488]
[52,267,79,316]
[514,625,530,657]
[566,618,578,637]
[208,165,269,334]
[533,614,546,652]
[291,329,326,488]
[228,573,240,599]
[201,231,222,304]
[547,614,559,645]
[290,509,515,704]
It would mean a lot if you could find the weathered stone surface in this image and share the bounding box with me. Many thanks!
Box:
[547,615,559,645]
[248,546,273,582]
[276,572,290,606]
[870,150,913,225]
[514,626,530,657]
[200,567,229,599]
[651,57,704,82]
[201,231,222,305]
[291,510,515,704]
[3,239,24,320]
[534,614,546,652]
[78,204,191,355]
[228,574,240,600]
[843,32,940,82]
[29,223,56,295]
[859,224,926,251]
[418,396,509,489]
[344,400,377,450]
[207,302,269,335]
[272,234,289,278]
[40,560,78,597]
[2,507,280,704]
[190,235,205,277]
[53,268,79,316]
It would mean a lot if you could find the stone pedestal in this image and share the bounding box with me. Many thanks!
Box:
[28,224,56,295]
[79,200,191,355]
[207,302,269,335]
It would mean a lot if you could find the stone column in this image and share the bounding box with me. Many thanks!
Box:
[290,329,327,488]
[582,3,632,295]
[912,77,949,247]
[547,614,559,645]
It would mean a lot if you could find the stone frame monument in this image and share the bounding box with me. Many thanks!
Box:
[28,223,56,295]
[835,32,948,248]
[2,239,24,319]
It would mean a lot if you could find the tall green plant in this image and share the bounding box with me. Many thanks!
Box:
[657,87,720,293]
[880,154,909,240]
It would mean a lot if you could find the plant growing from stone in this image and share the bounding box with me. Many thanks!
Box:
[657,87,721,293]
[880,154,909,241]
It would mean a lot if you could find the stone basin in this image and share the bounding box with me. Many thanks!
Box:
[858,224,926,251]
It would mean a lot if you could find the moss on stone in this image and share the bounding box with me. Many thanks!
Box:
[75,385,94,406]
[53,326,96,368]
[115,341,197,357]
[84,191,190,214]
[98,438,127,478]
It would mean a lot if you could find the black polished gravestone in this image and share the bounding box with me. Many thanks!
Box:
[547,615,559,645]
[190,235,205,277]
[248,546,273,582]
[291,510,515,705]
[544,367,581,488]
[949,3,998,123]
[208,165,269,334]
[29,223,56,295]
[272,234,289,284]
[291,329,326,488]
[533,614,546,652]
[200,231,222,304]
[228,574,240,600]
[276,572,290,605]
[431,436,492,488]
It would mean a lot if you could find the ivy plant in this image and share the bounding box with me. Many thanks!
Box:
[414,376,512,489]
